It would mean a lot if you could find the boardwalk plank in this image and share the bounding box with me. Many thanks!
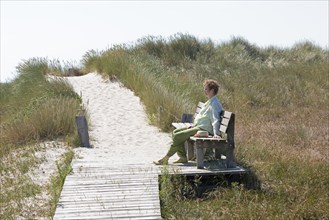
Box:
[56,201,160,208]
[55,211,162,219]
[58,193,160,201]
[60,186,159,194]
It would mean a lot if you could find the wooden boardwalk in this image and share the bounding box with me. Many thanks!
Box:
[54,161,162,220]
[54,160,246,219]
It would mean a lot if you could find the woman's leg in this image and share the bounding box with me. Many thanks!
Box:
[154,126,199,165]
[166,127,200,158]
[172,126,188,135]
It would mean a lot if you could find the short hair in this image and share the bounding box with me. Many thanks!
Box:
[203,79,219,95]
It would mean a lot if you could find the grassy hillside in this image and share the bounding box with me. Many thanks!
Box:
[0,58,81,218]
[0,58,81,154]
[81,34,329,219]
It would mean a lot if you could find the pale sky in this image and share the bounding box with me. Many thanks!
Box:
[1,1,328,82]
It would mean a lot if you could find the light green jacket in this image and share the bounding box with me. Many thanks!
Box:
[194,96,223,135]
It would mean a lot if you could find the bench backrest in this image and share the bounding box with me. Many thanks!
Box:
[220,111,235,143]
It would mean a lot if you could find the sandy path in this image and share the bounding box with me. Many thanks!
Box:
[64,73,178,164]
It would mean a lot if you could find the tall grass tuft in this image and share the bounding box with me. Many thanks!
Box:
[1,97,79,146]
[0,58,81,154]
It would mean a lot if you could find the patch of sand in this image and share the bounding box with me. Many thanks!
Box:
[0,141,70,219]
[64,72,177,164]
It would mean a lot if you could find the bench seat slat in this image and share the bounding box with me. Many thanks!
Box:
[190,137,226,142]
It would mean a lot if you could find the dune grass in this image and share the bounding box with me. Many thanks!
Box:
[82,34,329,219]
[49,150,74,217]
[0,58,81,155]
[0,58,81,218]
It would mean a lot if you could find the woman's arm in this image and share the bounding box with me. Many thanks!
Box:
[209,100,223,137]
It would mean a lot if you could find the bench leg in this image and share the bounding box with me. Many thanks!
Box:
[226,143,236,168]
[185,141,194,161]
[196,145,204,169]
[214,149,221,159]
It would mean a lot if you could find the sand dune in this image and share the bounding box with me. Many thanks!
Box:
[65,73,178,164]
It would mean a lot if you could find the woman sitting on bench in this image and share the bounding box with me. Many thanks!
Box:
[154,79,223,165]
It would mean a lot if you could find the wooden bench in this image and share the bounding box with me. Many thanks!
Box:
[172,102,236,169]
